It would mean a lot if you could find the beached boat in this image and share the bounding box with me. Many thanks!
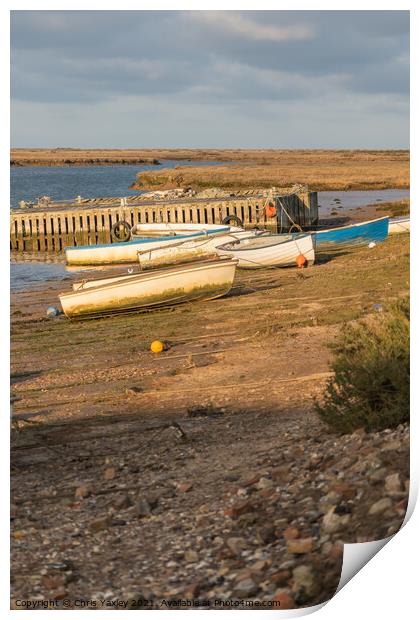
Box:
[64,225,235,266]
[388,216,410,235]
[314,217,389,250]
[137,230,268,269]
[131,223,243,238]
[59,257,238,319]
[215,233,315,269]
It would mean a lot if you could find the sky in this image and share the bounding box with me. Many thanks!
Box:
[10,10,410,149]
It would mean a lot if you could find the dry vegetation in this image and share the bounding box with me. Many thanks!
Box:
[10,149,409,192]
[131,150,409,192]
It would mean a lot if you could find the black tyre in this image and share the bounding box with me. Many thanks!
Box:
[222,215,243,228]
[111,220,131,242]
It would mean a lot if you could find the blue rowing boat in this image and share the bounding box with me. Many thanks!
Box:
[314,217,389,250]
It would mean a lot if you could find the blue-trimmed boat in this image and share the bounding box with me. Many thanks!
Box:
[314,217,389,251]
[65,224,236,265]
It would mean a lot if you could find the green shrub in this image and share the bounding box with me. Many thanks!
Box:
[316,297,409,433]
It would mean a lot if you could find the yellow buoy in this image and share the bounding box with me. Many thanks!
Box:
[150,340,165,353]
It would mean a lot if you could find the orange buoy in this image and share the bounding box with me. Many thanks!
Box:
[296,253,307,268]
[265,203,277,218]
[150,340,166,353]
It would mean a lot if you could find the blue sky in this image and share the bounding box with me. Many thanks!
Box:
[10,10,409,148]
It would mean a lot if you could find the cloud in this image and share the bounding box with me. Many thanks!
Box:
[187,11,313,42]
[10,10,409,147]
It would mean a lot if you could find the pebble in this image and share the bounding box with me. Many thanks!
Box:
[184,550,199,563]
[89,516,110,533]
[234,578,258,597]
[286,538,314,554]
[104,467,116,481]
[272,589,295,609]
[385,473,402,495]
[369,498,393,515]
[292,565,319,598]
[74,484,91,499]
[226,537,247,555]
[322,508,350,534]
[136,499,152,518]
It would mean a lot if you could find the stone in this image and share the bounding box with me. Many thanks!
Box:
[256,477,273,490]
[272,589,295,609]
[292,565,319,598]
[177,483,192,493]
[330,482,357,499]
[234,578,258,598]
[385,473,402,495]
[104,467,116,481]
[75,484,90,499]
[224,500,254,518]
[283,526,299,540]
[226,537,247,555]
[136,499,152,518]
[184,550,199,563]
[286,538,314,554]
[113,494,133,510]
[369,498,392,515]
[270,570,290,587]
[322,508,350,534]
[256,525,276,544]
[89,516,110,533]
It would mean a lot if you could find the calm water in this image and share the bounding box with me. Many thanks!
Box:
[10,159,227,208]
[318,189,409,215]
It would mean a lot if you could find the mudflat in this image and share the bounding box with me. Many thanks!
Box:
[11,234,409,608]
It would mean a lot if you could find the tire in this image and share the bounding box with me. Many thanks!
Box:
[222,215,243,228]
[111,220,131,242]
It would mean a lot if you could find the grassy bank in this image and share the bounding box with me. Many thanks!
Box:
[130,149,409,192]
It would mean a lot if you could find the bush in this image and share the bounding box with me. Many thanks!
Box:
[316,297,409,433]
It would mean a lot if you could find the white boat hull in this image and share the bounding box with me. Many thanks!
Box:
[65,225,240,266]
[137,231,263,269]
[131,223,243,237]
[216,234,315,269]
[59,258,238,319]
[388,217,410,235]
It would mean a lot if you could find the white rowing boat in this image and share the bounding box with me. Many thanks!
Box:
[65,225,237,266]
[131,223,243,238]
[59,257,238,319]
[388,216,410,235]
[215,233,315,268]
[137,230,269,269]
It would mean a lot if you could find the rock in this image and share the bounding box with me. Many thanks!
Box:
[272,589,295,609]
[283,526,299,540]
[286,538,314,554]
[184,550,199,563]
[292,565,319,599]
[385,473,402,495]
[113,494,133,510]
[89,516,110,533]
[369,498,392,515]
[185,583,201,598]
[256,477,273,490]
[330,482,357,499]
[226,537,247,555]
[75,484,90,499]
[256,525,276,544]
[251,559,271,573]
[269,570,290,587]
[136,499,152,518]
[243,474,261,487]
[322,507,350,534]
[104,467,116,481]
[271,466,292,485]
[224,499,254,518]
[234,578,258,598]
[177,483,192,493]
[380,440,401,452]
